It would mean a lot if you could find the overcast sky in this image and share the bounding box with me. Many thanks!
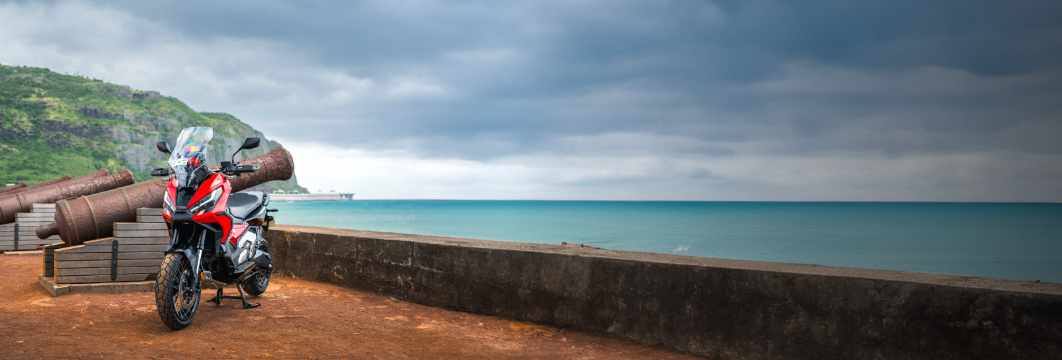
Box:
[2,1,1061,201]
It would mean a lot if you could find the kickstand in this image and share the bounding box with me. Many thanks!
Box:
[211,287,259,309]
[236,285,260,309]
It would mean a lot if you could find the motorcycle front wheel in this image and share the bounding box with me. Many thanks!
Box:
[155,253,201,330]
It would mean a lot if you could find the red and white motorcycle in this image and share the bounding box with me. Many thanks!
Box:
[152,126,275,330]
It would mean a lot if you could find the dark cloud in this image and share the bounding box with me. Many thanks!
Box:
[4,0,1061,200]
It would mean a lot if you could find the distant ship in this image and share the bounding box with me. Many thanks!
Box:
[270,191,354,201]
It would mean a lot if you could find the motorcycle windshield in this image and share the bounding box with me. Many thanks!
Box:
[169,127,214,189]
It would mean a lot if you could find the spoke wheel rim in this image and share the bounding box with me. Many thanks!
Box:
[256,271,270,289]
[171,264,199,322]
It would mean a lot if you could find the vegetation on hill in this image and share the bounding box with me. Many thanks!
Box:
[0,64,306,193]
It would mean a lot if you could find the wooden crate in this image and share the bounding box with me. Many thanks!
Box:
[137,208,164,223]
[0,203,61,251]
[0,223,13,251]
[53,208,168,284]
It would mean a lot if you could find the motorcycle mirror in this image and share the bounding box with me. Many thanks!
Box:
[156,141,171,154]
[232,137,261,163]
[150,168,170,177]
[240,137,261,150]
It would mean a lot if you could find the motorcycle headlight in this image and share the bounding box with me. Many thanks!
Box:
[189,188,223,214]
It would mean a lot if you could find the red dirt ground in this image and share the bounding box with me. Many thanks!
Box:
[0,253,693,359]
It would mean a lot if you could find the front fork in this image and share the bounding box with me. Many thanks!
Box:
[192,231,205,285]
[168,227,206,291]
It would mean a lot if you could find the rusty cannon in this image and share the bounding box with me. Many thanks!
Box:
[0,176,75,196]
[0,171,133,225]
[37,147,294,245]
[0,183,27,195]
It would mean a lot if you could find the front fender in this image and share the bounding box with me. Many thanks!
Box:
[165,247,199,270]
[165,228,202,275]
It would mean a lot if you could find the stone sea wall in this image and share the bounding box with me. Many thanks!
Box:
[270,225,1062,359]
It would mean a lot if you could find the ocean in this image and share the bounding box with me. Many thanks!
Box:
[269,200,1062,283]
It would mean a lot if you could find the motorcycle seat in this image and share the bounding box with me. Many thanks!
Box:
[227,191,265,220]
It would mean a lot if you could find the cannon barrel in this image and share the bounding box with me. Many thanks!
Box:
[0,176,75,197]
[0,171,133,225]
[39,147,294,245]
[0,184,27,195]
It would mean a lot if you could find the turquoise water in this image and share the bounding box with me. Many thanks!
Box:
[270,200,1062,283]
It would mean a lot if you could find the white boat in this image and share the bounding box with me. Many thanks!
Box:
[270,192,354,201]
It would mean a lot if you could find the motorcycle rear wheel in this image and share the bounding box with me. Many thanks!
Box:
[155,253,201,330]
[242,269,270,297]
[242,241,271,297]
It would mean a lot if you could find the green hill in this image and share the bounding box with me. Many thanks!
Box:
[0,64,306,193]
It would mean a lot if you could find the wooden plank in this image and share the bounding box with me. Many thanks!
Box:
[117,244,169,253]
[16,225,54,230]
[16,221,54,226]
[14,244,56,251]
[56,252,110,261]
[65,243,169,253]
[57,274,157,284]
[16,219,54,224]
[56,244,110,254]
[55,259,164,269]
[114,230,169,238]
[110,237,169,245]
[137,216,166,223]
[17,211,54,217]
[18,224,52,229]
[115,222,168,230]
[54,239,168,253]
[18,229,54,234]
[54,244,87,254]
[82,237,115,246]
[16,220,55,225]
[16,214,54,220]
[117,251,166,260]
[31,203,56,211]
[15,236,59,241]
[56,266,160,277]
[15,240,60,247]
[53,238,114,255]
[57,251,165,261]
[138,208,163,216]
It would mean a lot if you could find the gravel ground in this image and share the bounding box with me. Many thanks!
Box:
[0,253,692,359]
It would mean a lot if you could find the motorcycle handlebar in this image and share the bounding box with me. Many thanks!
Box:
[232,164,258,174]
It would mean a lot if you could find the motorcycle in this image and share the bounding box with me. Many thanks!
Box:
[151,126,276,330]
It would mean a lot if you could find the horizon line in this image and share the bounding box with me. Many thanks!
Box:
[276,198,1062,204]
